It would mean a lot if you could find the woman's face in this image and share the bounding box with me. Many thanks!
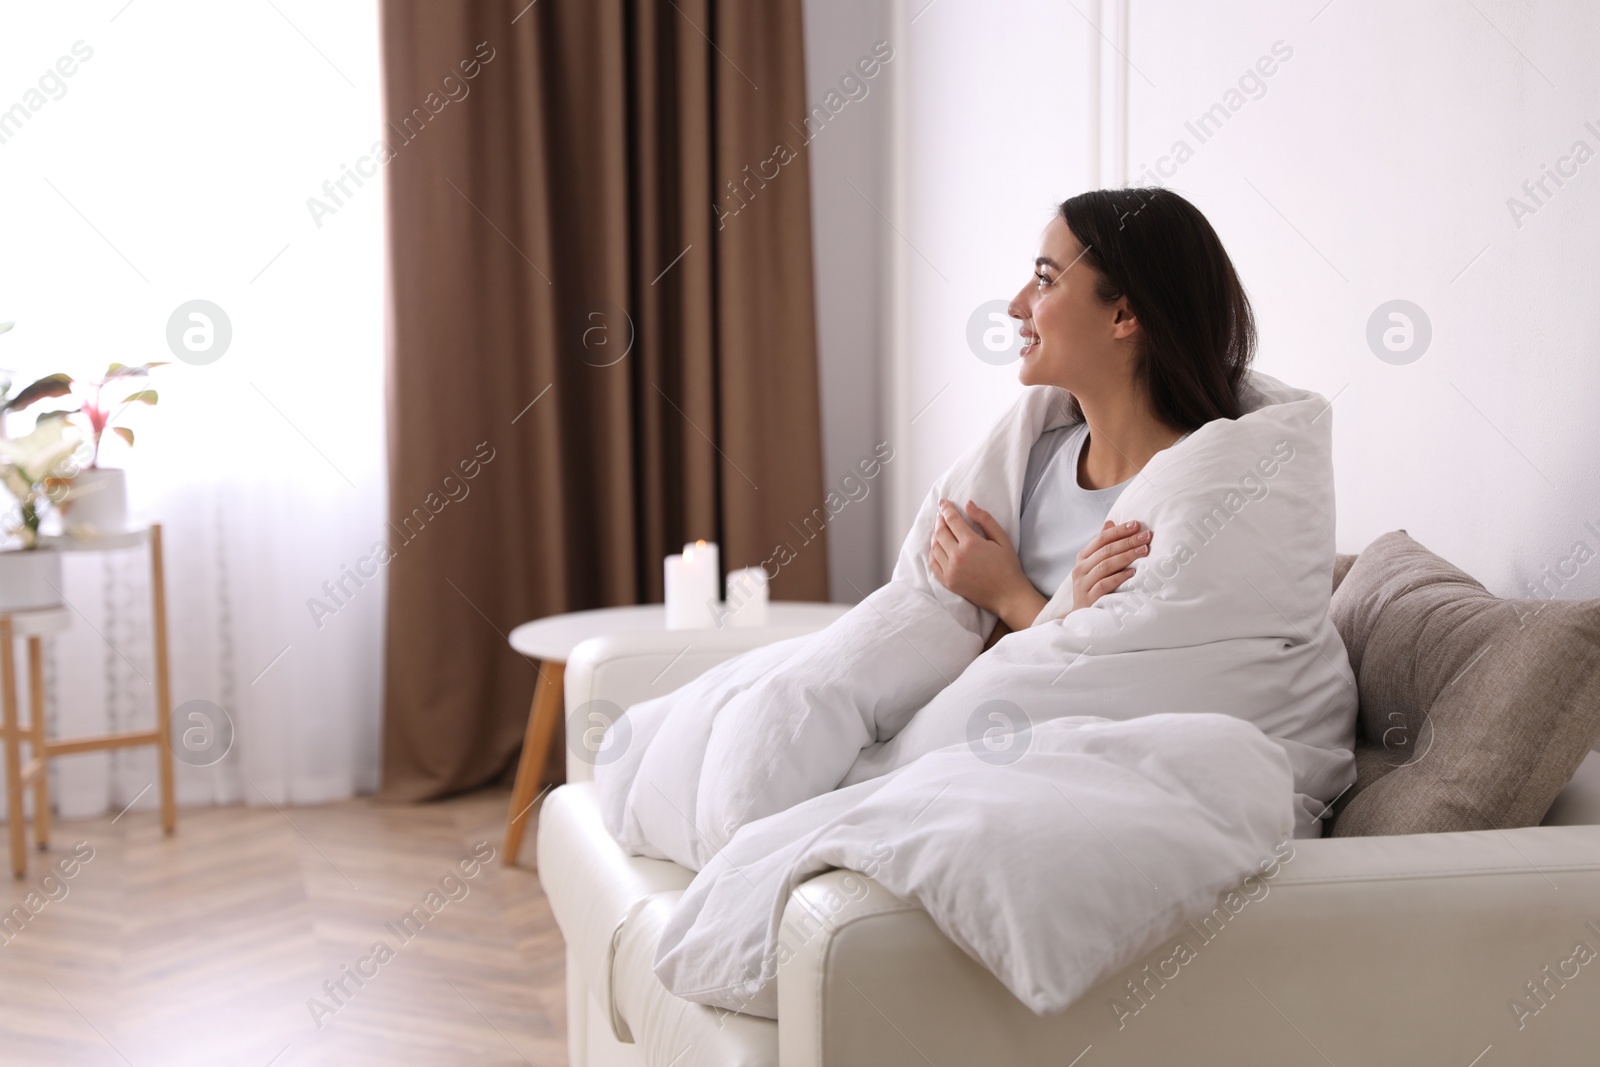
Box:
[1007,215,1139,393]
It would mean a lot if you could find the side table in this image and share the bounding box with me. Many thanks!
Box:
[501,601,850,867]
[0,524,176,878]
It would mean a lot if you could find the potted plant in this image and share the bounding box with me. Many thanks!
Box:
[51,361,165,537]
[0,411,80,610]
[0,320,164,539]
[0,318,87,610]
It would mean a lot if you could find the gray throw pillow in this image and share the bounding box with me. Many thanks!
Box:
[1327,530,1600,836]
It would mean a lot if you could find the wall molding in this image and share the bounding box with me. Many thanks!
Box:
[1088,0,1130,189]
[883,0,915,569]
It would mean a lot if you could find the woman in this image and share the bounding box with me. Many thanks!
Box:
[928,187,1256,642]
[603,186,1354,869]
[636,190,1354,1012]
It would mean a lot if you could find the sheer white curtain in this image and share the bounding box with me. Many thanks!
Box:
[0,1,385,818]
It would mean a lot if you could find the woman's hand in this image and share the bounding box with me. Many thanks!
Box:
[1071,519,1152,612]
[928,498,1046,632]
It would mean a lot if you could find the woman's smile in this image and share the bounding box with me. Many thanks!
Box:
[1019,324,1040,358]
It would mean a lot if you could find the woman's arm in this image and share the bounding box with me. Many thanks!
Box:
[929,500,1150,631]
[927,499,1048,631]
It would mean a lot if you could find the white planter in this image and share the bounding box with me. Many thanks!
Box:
[59,466,129,537]
[0,547,63,612]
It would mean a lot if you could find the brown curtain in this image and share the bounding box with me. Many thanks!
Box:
[377,0,830,801]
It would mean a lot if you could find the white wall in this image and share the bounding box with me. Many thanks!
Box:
[881,0,1600,601]
[802,0,895,601]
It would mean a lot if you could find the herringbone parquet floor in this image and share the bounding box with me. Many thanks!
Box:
[0,789,565,1066]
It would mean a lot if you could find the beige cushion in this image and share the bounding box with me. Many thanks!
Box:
[1332,551,1358,593]
[1327,530,1600,836]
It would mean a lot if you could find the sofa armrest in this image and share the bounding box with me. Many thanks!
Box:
[777,826,1600,1066]
[563,623,839,783]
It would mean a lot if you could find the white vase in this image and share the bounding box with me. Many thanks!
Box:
[60,466,129,537]
[0,547,63,612]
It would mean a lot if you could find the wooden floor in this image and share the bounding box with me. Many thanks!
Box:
[0,789,565,1066]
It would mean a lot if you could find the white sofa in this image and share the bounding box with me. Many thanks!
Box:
[537,620,1600,1066]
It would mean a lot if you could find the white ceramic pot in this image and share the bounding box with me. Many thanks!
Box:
[0,547,63,612]
[60,466,129,536]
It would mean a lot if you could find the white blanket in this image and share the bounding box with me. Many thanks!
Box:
[596,369,1357,1016]
[657,713,1296,1018]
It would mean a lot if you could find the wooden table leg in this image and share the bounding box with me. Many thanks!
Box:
[1,617,25,878]
[27,636,48,851]
[150,523,176,835]
[502,660,564,868]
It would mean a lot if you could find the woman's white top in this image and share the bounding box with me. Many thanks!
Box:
[1015,423,1133,600]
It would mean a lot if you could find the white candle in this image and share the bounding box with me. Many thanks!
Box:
[724,566,769,628]
[665,539,720,629]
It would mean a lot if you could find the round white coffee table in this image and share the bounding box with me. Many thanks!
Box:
[502,602,849,865]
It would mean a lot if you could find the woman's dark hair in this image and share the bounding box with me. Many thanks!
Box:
[1056,187,1255,429]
